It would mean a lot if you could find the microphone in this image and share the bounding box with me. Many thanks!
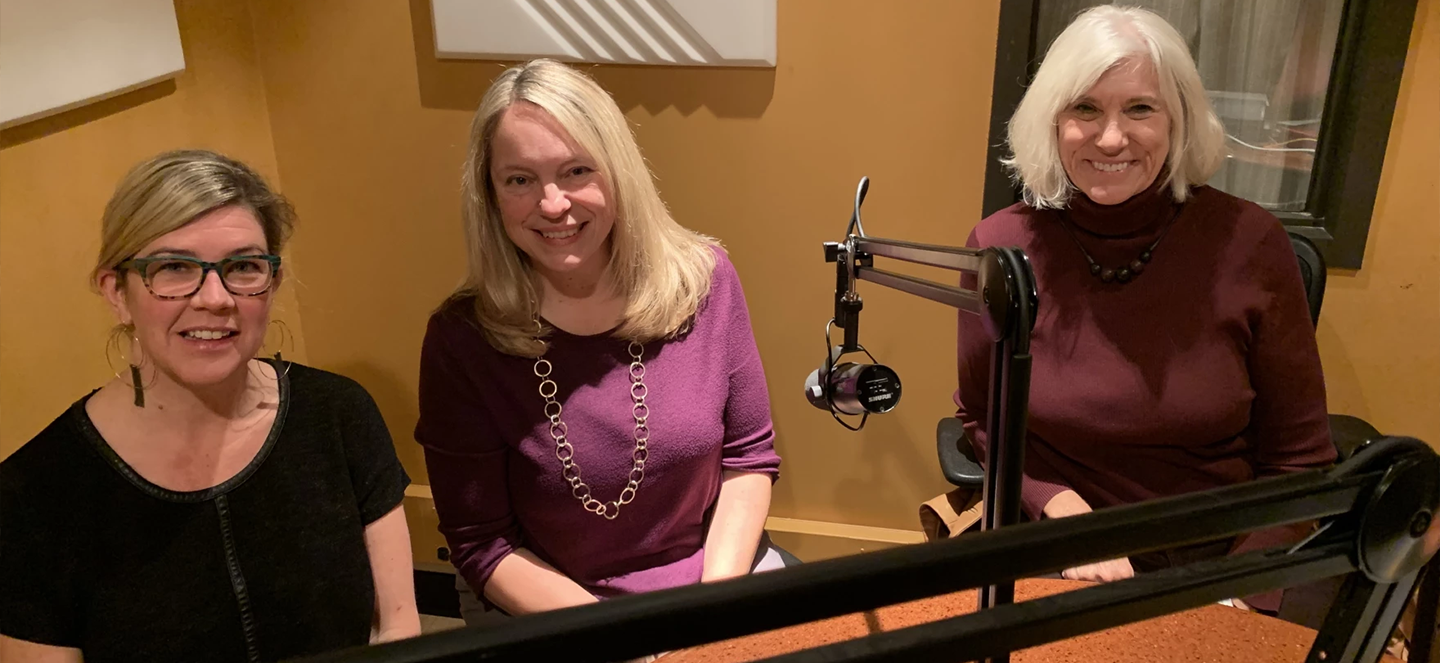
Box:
[804,346,903,417]
[806,175,903,429]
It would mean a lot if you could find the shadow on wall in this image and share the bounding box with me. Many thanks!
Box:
[405,0,776,118]
[832,403,941,527]
[334,360,428,481]
[1315,318,1371,424]
[732,394,943,529]
[0,80,178,150]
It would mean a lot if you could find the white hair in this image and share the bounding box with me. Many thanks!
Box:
[1002,5,1226,209]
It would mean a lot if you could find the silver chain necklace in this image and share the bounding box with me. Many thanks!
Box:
[532,340,651,520]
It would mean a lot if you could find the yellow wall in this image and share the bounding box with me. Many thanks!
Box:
[1318,0,1440,447]
[0,0,1435,558]
[0,0,308,458]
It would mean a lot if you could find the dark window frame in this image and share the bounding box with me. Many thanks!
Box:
[981,0,1419,269]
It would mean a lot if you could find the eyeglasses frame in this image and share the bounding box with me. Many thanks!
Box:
[115,254,283,300]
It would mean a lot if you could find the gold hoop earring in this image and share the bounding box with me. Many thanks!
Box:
[257,319,295,380]
[105,326,155,407]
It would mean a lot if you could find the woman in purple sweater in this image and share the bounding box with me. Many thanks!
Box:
[416,59,783,622]
[955,5,1334,604]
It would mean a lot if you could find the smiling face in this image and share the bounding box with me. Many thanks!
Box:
[488,102,615,286]
[100,205,275,389]
[1057,58,1172,205]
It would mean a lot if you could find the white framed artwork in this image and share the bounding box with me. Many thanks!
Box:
[431,0,776,67]
[0,0,185,128]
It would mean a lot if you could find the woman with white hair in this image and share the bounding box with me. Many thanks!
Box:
[954,5,1333,606]
[416,59,783,621]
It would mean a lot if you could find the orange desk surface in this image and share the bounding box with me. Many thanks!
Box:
[664,578,1399,663]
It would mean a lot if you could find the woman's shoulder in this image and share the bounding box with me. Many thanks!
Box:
[1,400,104,508]
[696,243,751,311]
[284,361,365,391]
[424,293,490,341]
[1189,185,1282,230]
[971,201,1049,248]
[421,293,507,367]
[706,242,739,284]
[1187,185,1294,255]
[678,244,749,339]
[281,363,385,415]
[428,292,482,327]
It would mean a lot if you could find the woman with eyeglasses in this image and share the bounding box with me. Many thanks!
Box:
[0,150,420,663]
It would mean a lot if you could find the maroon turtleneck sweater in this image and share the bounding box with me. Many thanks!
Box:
[954,182,1334,526]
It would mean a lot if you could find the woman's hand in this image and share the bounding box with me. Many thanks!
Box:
[1061,557,1135,582]
[1224,597,1255,611]
[1043,490,1135,583]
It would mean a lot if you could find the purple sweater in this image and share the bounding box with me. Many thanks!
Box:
[416,248,780,602]
[955,184,1334,522]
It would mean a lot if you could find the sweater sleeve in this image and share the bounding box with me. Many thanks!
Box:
[714,250,782,480]
[333,377,411,526]
[1241,216,1336,478]
[414,307,523,597]
[1228,214,1337,606]
[0,444,83,648]
[953,226,1073,520]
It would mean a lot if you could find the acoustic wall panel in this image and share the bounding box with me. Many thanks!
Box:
[0,0,185,128]
[431,0,776,67]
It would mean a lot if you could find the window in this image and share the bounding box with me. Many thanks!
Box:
[982,0,1419,268]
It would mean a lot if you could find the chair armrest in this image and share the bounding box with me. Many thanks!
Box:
[937,417,985,488]
[1328,414,1382,462]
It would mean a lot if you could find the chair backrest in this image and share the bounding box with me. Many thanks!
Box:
[1287,230,1326,326]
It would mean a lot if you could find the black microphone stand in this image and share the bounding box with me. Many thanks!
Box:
[293,436,1438,663]
[824,177,1037,651]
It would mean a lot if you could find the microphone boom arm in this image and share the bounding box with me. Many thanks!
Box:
[824,182,1039,653]
[843,236,987,310]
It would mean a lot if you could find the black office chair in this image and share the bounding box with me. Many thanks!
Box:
[936,418,984,488]
[1289,231,1328,326]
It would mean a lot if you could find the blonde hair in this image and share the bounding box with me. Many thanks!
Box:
[1002,5,1225,209]
[457,59,717,357]
[93,149,295,287]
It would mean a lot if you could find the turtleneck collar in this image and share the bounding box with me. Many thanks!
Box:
[1063,177,1181,238]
